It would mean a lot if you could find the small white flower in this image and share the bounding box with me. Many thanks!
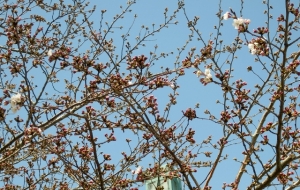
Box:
[196,70,203,78]
[128,81,133,85]
[232,18,245,29]
[203,69,212,83]
[248,43,254,50]
[132,166,142,174]
[47,49,52,57]
[248,43,257,55]
[11,93,22,113]
[223,12,231,20]
[244,19,251,24]
[169,83,175,89]
[204,69,212,78]
[199,69,213,85]
[232,17,250,29]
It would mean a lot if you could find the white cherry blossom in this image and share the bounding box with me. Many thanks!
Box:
[248,43,257,55]
[223,11,231,20]
[11,93,22,113]
[196,70,203,77]
[232,17,250,29]
[47,49,53,57]
[132,166,142,174]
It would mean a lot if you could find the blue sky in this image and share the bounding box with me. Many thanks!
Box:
[1,0,296,189]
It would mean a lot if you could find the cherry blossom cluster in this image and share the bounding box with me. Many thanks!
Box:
[87,80,99,92]
[143,95,158,114]
[186,128,196,143]
[203,186,212,190]
[161,149,172,158]
[104,132,116,142]
[72,55,95,73]
[281,126,300,141]
[277,171,294,185]
[234,80,250,109]
[48,45,71,62]
[127,55,150,70]
[223,11,232,20]
[215,69,230,82]
[277,14,285,22]
[132,166,147,182]
[232,18,250,32]
[283,105,299,118]
[148,76,172,89]
[8,62,23,74]
[182,42,214,67]
[218,138,228,146]
[23,126,43,143]
[82,105,96,116]
[183,108,197,120]
[181,57,192,68]
[104,163,115,171]
[132,166,142,176]
[92,62,107,73]
[293,139,300,154]
[223,11,250,33]
[288,3,299,16]
[142,133,153,140]
[177,163,197,173]
[77,178,95,189]
[277,24,285,32]
[105,96,115,108]
[103,154,112,161]
[108,73,131,91]
[186,151,197,159]
[196,68,213,85]
[155,114,165,123]
[286,60,300,76]
[51,137,66,154]
[178,68,185,76]
[270,90,283,102]
[253,27,269,35]
[121,152,136,162]
[5,16,23,45]
[282,126,295,140]
[77,146,93,160]
[295,84,300,92]
[193,40,214,64]
[57,124,69,137]
[160,126,176,141]
[223,181,238,190]
[220,111,231,123]
[47,157,59,168]
[10,93,23,113]
[260,135,269,145]
[248,37,269,56]
[260,122,274,133]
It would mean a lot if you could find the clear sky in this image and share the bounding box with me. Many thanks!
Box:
[0,0,295,189]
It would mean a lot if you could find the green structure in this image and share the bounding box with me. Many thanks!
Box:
[145,176,182,190]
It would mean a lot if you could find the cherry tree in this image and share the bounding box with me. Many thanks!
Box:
[180,0,300,189]
[0,0,299,190]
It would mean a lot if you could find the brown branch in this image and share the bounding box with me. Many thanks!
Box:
[204,134,231,187]
[85,117,105,190]
[235,101,275,185]
[255,154,296,190]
